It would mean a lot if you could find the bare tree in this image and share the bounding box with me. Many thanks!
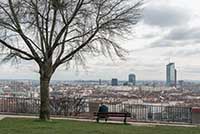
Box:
[0,0,142,120]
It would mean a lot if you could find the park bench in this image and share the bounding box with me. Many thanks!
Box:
[94,112,131,124]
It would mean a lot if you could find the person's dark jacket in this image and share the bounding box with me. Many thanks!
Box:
[98,105,108,112]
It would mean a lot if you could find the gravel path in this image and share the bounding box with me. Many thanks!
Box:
[0,115,6,120]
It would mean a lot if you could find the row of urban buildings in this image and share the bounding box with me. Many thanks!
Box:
[110,62,178,87]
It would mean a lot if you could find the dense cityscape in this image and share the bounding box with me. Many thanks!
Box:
[1,63,200,108]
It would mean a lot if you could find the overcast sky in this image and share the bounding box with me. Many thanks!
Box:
[1,0,200,81]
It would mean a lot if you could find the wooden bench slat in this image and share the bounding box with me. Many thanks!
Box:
[94,112,131,116]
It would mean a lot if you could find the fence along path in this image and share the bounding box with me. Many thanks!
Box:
[0,97,192,123]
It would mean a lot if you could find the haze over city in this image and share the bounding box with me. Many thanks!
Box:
[0,0,200,81]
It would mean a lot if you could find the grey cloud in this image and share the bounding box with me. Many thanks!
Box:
[163,48,200,57]
[149,40,176,48]
[165,27,200,41]
[142,33,158,39]
[143,5,190,27]
[149,39,198,49]
[149,26,200,49]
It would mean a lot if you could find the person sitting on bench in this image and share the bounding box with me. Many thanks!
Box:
[97,103,108,122]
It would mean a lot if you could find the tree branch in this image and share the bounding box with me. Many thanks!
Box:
[0,39,34,60]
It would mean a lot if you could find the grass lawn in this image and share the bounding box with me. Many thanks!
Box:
[0,118,200,134]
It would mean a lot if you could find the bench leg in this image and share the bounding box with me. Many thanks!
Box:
[96,117,99,123]
[124,117,127,124]
[105,117,108,122]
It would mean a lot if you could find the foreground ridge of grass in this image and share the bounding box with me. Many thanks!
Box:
[0,118,200,134]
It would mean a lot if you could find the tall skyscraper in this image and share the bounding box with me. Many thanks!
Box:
[128,74,136,85]
[111,78,118,86]
[166,63,177,87]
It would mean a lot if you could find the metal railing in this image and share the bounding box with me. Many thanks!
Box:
[0,97,192,123]
[106,103,192,123]
[0,97,40,114]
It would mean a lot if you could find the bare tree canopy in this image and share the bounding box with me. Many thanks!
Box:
[0,0,143,120]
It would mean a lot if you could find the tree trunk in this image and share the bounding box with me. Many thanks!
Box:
[39,72,51,120]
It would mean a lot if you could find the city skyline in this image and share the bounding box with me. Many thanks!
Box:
[1,0,200,81]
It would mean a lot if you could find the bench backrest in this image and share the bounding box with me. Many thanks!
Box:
[94,112,131,117]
